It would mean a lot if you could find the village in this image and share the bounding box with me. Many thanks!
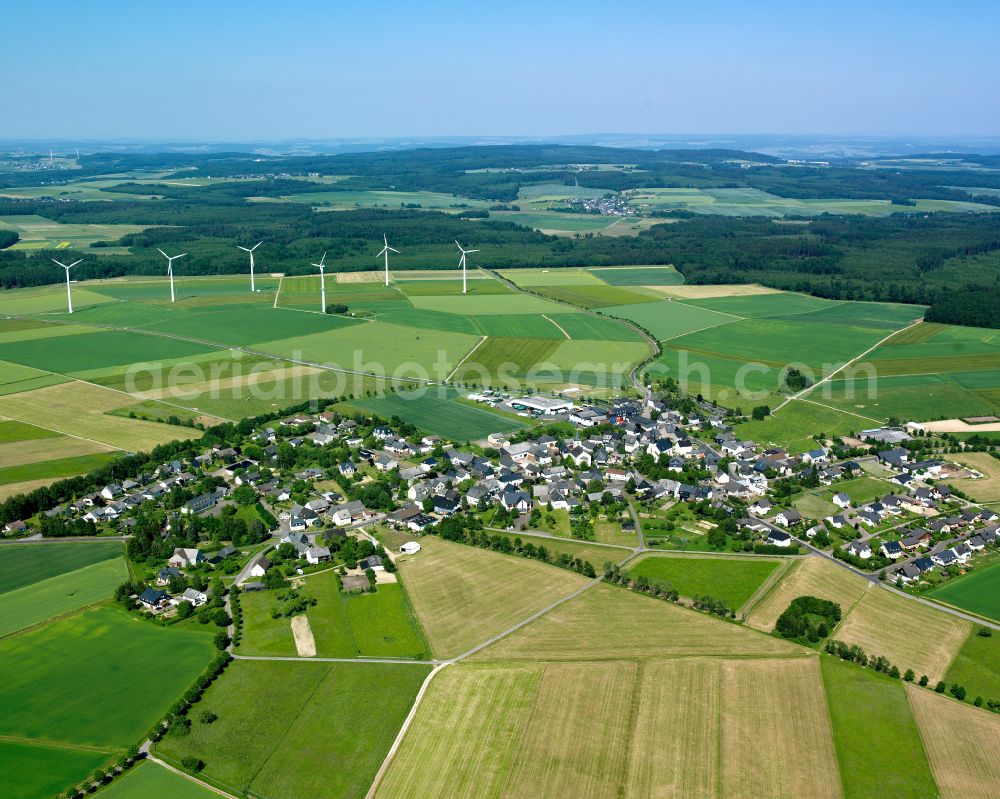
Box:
[3,388,998,620]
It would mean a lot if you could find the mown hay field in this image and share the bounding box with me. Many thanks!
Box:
[472,582,801,662]
[907,684,1000,798]
[746,557,871,633]
[397,537,590,659]
[834,587,970,682]
[378,656,841,799]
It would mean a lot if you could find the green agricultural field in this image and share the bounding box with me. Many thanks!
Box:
[928,561,1000,622]
[0,452,120,487]
[91,761,219,799]
[590,266,684,285]
[0,329,219,374]
[820,656,937,799]
[0,740,110,799]
[602,299,737,340]
[473,313,567,339]
[0,606,215,748]
[684,291,839,318]
[397,278,512,296]
[371,306,482,335]
[347,388,526,440]
[532,284,658,308]
[499,268,604,286]
[944,629,1000,704]
[157,659,430,799]
[628,554,782,609]
[140,304,364,348]
[734,401,863,453]
[543,339,651,387]
[455,337,560,381]
[255,322,479,379]
[410,293,566,316]
[544,312,644,342]
[240,572,428,659]
[824,373,1000,422]
[0,542,123,595]
[0,419,61,443]
[0,284,118,315]
[671,317,890,370]
[344,584,430,659]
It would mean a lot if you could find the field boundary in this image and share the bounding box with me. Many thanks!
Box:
[541,315,570,339]
[738,558,796,618]
[444,335,487,382]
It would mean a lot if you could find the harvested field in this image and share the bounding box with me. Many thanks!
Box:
[834,587,970,682]
[745,557,870,633]
[650,283,782,299]
[625,658,719,799]
[907,683,1000,798]
[381,655,837,799]
[0,381,201,451]
[942,451,1000,502]
[396,537,589,659]
[291,614,316,657]
[721,658,841,799]
[375,663,542,799]
[472,583,801,661]
[502,661,636,798]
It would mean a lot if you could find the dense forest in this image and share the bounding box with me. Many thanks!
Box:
[924,288,1000,329]
[1,144,999,317]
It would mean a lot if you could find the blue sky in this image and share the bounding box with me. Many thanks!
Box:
[4,0,998,140]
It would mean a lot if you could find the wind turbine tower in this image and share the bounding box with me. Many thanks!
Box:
[157,248,187,303]
[455,241,479,294]
[52,258,81,313]
[312,252,328,312]
[377,234,399,287]
[237,241,263,292]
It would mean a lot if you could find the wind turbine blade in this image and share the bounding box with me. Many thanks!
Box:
[176,253,187,260]
[388,247,400,253]
[455,240,465,252]
[237,246,250,252]
[52,258,67,268]
[383,233,388,246]
[253,241,263,250]
[467,249,480,254]
[157,248,168,258]
[68,260,82,268]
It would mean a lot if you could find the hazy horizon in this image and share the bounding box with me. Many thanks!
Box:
[5,0,999,141]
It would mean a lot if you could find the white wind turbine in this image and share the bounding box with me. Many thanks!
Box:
[52,258,82,314]
[312,251,328,313]
[377,234,399,287]
[157,248,186,303]
[237,241,263,292]
[455,241,479,294]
